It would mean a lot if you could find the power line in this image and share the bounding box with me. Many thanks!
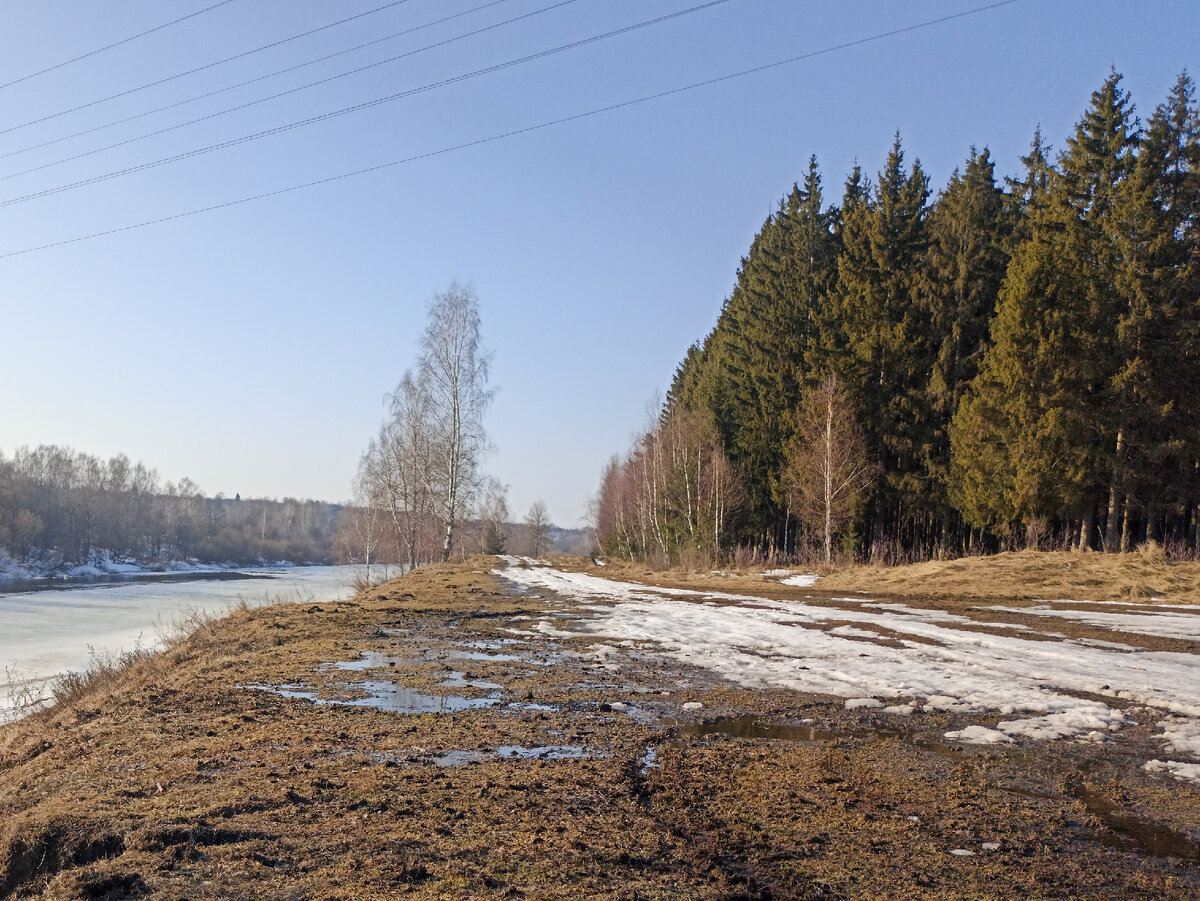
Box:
[0,0,579,185]
[0,0,419,137]
[0,0,735,209]
[0,0,1024,261]
[0,1,240,92]
[0,0,516,163]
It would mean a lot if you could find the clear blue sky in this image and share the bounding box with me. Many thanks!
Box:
[0,0,1196,527]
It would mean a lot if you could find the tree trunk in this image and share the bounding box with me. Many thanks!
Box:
[1079,508,1095,551]
[1104,429,1124,552]
[824,390,834,564]
[1121,494,1132,553]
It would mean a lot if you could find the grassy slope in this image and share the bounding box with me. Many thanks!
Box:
[590,546,1200,604]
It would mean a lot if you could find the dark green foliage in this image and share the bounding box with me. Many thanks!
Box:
[483,520,506,555]
[674,158,840,547]
[612,71,1200,561]
[920,147,1012,498]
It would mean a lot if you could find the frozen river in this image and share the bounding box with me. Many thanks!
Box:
[0,565,360,722]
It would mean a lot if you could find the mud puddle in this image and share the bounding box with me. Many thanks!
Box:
[679,716,835,743]
[1073,786,1200,862]
[432,745,602,767]
[327,652,405,671]
[675,714,964,756]
[247,682,502,714]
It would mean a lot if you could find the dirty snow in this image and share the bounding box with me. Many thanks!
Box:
[944,725,1011,744]
[979,603,1200,642]
[1143,759,1200,783]
[496,562,1200,769]
[1158,717,1200,758]
[781,573,820,587]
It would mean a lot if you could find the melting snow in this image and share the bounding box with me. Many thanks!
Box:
[945,725,1011,744]
[781,573,820,587]
[495,562,1200,764]
[1143,759,1200,783]
[980,604,1200,642]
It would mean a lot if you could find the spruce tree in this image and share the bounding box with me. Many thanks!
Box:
[950,73,1139,547]
[1110,72,1200,547]
[694,159,840,545]
[834,135,931,554]
[920,147,1011,522]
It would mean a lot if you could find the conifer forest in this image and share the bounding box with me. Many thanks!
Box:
[596,72,1200,565]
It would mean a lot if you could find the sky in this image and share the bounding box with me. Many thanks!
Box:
[0,0,1196,528]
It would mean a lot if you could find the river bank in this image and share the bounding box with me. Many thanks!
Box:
[0,566,357,725]
[1,557,1197,898]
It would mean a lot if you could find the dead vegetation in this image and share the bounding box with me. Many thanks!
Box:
[584,544,1200,605]
[0,556,1196,899]
[815,545,1200,604]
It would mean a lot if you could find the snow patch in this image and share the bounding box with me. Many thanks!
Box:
[981,604,1200,642]
[1158,717,1200,759]
[944,725,1011,745]
[781,573,819,587]
[1144,759,1200,783]
[845,698,884,709]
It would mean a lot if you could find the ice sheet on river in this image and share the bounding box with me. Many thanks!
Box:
[1,566,356,724]
[496,563,1200,780]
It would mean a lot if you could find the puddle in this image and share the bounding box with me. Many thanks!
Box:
[439,670,502,690]
[444,650,543,664]
[463,639,525,650]
[639,746,659,774]
[675,716,964,759]
[432,745,598,767]
[1074,786,1200,862]
[248,682,501,714]
[679,716,836,743]
[328,652,405,671]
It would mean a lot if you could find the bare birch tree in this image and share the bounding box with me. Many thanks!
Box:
[786,375,877,563]
[419,283,494,562]
[524,500,551,556]
[348,466,382,584]
[374,370,436,568]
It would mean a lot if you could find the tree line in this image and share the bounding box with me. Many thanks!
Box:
[597,71,1199,565]
[0,445,341,570]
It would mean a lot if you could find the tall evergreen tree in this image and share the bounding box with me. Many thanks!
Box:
[1109,72,1200,547]
[835,135,931,554]
[951,73,1139,547]
[920,147,1012,515]
[690,158,840,545]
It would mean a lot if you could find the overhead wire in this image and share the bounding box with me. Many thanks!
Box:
[0,0,1025,261]
[0,0,735,209]
[0,0,580,184]
[0,0,239,92]
[0,0,420,137]
[0,0,516,163]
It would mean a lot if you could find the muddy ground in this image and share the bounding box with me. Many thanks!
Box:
[1,558,1197,899]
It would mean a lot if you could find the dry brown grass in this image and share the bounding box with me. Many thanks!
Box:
[582,545,1200,604]
[817,545,1200,603]
[1,556,1196,899]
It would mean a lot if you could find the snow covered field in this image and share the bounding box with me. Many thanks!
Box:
[0,565,357,723]
[497,561,1200,782]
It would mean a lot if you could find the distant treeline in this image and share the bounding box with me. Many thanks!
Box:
[0,445,341,568]
[597,72,1200,564]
